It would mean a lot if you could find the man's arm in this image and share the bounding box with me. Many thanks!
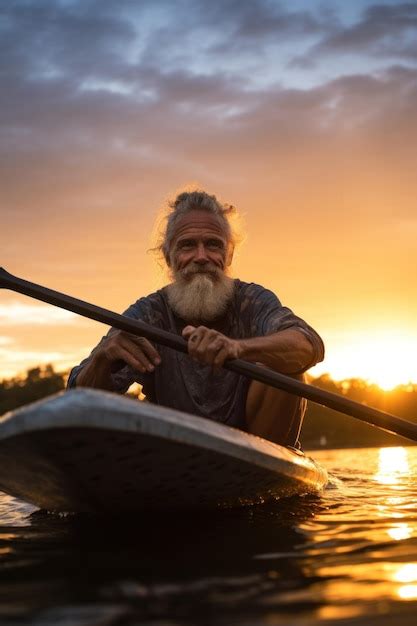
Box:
[236,328,315,373]
[74,331,161,390]
[182,326,317,374]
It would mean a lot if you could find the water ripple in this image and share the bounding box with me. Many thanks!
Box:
[1,447,417,624]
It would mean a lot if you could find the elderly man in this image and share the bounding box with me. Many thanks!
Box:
[68,190,324,448]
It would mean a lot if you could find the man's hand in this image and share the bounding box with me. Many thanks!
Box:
[183,326,316,375]
[100,330,161,373]
[76,330,161,390]
[182,325,241,369]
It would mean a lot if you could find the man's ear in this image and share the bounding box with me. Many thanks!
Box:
[226,244,234,266]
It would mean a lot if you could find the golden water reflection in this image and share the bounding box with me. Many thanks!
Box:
[374,447,410,485]
[374,447,415,541]
[390,564,417,601]
[317,448,417,608]
[374,447,415,547]
[374,447,413,543]
[393,563,417,583]
[387,523,412,541]
[374,448,417,601]
[398,585,417,600]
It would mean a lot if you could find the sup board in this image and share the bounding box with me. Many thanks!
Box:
[0,389,327,513]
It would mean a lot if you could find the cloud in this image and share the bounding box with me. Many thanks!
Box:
[0,303,78,325]
[1,2,416,269]
[1,0,415,171]
[135,0,331,69]
[1,55,416,237]
[0,0,343,112]
[1,0,136,81]
[293,2,417,66]
[0,337,13,346]
[0,344,84,379]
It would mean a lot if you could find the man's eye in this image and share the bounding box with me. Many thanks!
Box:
[178,241,194,249]
[207,240,223,249]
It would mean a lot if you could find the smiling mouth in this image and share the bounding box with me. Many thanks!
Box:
[189,270,216,278]
[181,270,219,285]
[183,265,219,276]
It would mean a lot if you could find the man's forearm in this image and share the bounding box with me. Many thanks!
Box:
[238,328,316,374]
[74,352,115,390]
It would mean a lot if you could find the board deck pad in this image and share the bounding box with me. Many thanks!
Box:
[0,389,328,513]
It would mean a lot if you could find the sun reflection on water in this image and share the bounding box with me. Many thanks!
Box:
[374,447,410,485]
[372,448,417,601]
[280,447,417,620]
[374,447,414,541]
[387,523,412,541]
[389,564,417,601]
[393,563,417,583]
[398,585,417,600]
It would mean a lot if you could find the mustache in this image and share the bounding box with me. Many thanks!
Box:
[178,263,222,280]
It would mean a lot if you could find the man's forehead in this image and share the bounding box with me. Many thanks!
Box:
[172,210,228,241]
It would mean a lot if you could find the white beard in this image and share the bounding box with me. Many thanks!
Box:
[166,269,235,323]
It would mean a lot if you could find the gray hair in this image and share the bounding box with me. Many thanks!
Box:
[160,190,238,265]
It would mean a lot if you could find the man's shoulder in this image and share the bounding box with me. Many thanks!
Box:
[123,287,168,320]
[234,279,279,303]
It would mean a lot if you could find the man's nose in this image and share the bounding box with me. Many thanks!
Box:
[194,243,209,263]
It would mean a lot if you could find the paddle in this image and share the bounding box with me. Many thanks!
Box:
[1,266,417,442]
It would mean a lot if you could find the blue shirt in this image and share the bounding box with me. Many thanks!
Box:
[68,280,324,430]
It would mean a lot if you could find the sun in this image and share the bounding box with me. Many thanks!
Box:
[311,330,417,391]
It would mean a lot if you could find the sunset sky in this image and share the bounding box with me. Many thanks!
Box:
[1,0,417,389]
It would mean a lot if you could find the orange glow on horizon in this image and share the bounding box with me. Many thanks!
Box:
[310,329,417,390]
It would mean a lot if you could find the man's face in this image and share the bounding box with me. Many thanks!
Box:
[166,210,234,322]
[169,210,229,279]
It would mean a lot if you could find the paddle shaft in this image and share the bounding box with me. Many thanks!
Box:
[1,267,417,442]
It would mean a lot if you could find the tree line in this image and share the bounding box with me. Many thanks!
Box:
[0,365,65,415]
[1,366,416,448]
[302,374,417,449]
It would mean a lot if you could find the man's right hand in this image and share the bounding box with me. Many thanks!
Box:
[99,330,161,374]
[75,331,161,389]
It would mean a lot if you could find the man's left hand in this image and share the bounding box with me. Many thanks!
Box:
[182,325,241,369]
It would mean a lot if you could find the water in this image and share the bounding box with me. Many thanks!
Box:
[1,446,417,625]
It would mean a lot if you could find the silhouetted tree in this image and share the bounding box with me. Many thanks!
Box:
[302,377,417,449]
[0,365,66,415]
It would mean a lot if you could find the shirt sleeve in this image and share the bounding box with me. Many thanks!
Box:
[246,284,325,367]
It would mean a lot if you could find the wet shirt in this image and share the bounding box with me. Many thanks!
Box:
[68,280,324,429]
